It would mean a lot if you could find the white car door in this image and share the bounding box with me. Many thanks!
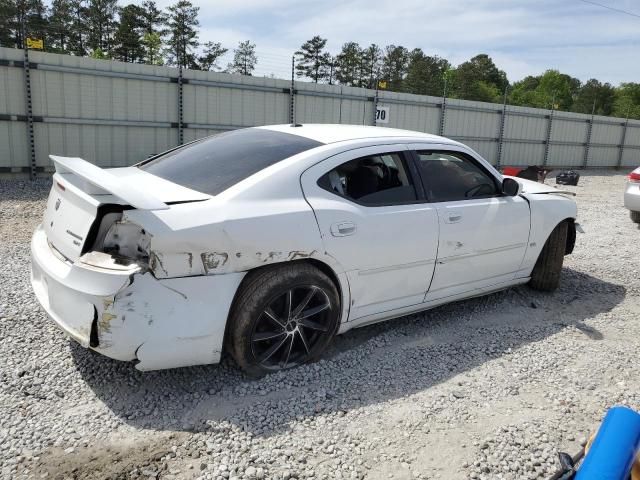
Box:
[410,148,531,301]
[300,145,439,321]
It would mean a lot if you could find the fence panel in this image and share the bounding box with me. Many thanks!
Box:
[2,46,640,174]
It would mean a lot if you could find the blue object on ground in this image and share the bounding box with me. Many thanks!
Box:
[575,406,640,480]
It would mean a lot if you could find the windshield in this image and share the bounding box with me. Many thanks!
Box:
[138,128,323,196]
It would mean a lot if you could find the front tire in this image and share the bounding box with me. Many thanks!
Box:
[227,263,340,376]
[529,221,568,292]
[631,211,640,224]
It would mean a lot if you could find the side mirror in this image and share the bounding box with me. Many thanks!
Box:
[502,177,522,196]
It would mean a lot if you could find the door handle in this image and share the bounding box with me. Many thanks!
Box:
[447,214,462,223]
[330,221,356,237]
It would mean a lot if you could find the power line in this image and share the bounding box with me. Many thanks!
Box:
[577,0,640,18]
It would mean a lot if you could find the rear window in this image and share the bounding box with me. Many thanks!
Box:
[138,128,323,195]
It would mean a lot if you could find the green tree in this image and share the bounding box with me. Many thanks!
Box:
[510,70,580,110]
[573,78,615,116]
[47,0,74,52]
[198,41,227,71]
[613,83,640,119]
[89,46,108,58]
[166,0,199,68]
[112,4,144,62]
[380,45,409,92]
[228,40,257,75]
[141,31,162,64]
[86,0,118,54]
[451,54,508,102]
[404,49,450,96]
[295,35,331,83]
[139,1,166,64]
[0,0,47,48]
[509,75,540,106]
[360,43,382,89]
[0,0,17,46]
[140,0,165,35]
[335,41,363,87]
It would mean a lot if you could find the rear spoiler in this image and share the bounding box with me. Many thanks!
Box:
[50,155,169,210]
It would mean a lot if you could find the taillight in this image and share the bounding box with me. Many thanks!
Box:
[629,168,640,183]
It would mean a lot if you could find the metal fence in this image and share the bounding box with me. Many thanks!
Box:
[1,46,639,178]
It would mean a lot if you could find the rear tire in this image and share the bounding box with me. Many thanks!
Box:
[529,221,568,292]
[227,263,340,377]
[631,211,640,224]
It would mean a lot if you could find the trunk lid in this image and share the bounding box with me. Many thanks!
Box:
[43,155,210,262]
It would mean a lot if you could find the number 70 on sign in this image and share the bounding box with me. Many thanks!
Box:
[375,106,389,124]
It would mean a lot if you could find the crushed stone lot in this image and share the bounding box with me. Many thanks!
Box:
[1,170,639,480]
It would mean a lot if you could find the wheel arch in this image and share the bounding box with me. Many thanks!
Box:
[221,258,349,355]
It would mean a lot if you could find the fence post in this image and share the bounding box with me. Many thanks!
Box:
[543,107,554,167]
[617,115,629,169]
[289,56,295,125]
[582,99,596,168]
[22,46,36,179]
[496,87,508,168]
[177,64,184,145]
[372,81,379,126]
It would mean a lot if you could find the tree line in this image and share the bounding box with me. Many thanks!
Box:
[295,36,640,119]
[0,0,257,73]
[1,2,639,119]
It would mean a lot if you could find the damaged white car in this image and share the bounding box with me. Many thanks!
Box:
[31,125,577,375]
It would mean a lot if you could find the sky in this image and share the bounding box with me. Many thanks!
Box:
[137,0,640,85]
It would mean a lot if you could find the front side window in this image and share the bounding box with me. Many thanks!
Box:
[415,151,499,202]
[138,128,324,196]
[317,152,417,206]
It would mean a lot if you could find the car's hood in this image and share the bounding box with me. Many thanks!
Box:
[504,176,576,196]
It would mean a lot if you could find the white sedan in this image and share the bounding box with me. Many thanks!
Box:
[31,125,578,375]
[624,167,640,223]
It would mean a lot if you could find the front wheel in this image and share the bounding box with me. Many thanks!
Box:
[529,221,568,292]
[631,211,640,224]
[227,263,340,376]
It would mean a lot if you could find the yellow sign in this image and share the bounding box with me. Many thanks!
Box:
[26,38,43,50]
[377,80,387,90]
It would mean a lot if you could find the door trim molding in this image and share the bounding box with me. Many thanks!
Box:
[437,242,527,265]
[357,258,436,276]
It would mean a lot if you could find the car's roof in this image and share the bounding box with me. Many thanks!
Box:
[258,124,461,146]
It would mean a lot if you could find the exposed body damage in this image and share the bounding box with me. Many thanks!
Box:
[31,124,578,372]
[32,224,245,370]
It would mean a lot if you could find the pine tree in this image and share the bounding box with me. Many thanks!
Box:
[67,0,87,56]
[141,31,162,64]
[404,49,450,96]
[380,45,409,92]
[140,0,166,35]
[335,42,363,87]
[166,0,199,68]
[295,35,331,83]
[86,0,118,54]
[228,40,256,75]
[113,4,144,62]
[48,0,74,53]
[139,1,166,64]
[360,44,382,89]
[0,0,47,48]
[198,41,227,71]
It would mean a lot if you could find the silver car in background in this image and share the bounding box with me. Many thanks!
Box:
[625,167,640,223]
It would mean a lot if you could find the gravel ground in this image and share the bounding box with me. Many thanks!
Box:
[1,170,638,480]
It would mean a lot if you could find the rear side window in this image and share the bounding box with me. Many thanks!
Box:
[138,128,323,195]
[415,151,499,202]
[317,152,417,206]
